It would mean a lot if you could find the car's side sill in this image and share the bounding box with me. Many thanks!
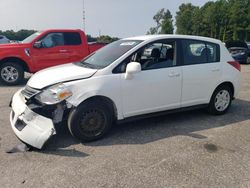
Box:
[117,104,208,124]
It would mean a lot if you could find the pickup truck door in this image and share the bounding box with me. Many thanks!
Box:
[63,32,88,62]
[31,32,70,70]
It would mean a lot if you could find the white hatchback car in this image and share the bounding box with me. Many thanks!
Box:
[10,35,241,149]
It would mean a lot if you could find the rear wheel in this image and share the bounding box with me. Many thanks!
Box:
[208,85,232,115]
[0,62,24,85]
[68,100,113,142]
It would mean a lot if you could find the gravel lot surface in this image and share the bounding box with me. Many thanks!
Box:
[0,67,250,188]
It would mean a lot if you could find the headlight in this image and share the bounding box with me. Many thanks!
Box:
[35,84,72,105]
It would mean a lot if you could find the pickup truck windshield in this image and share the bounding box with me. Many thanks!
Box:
[22,32,41,43]
[79,40,142,69]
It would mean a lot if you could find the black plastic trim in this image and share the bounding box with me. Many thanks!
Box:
[117,104,208,124]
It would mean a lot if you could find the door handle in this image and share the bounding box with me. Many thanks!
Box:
[59,50,68,53]
[168,72,180,77]
[211,68,220,72]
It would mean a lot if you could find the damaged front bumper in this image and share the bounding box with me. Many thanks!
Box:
[10,89,56,149]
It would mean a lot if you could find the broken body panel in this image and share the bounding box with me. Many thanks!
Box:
[10,90,57,149]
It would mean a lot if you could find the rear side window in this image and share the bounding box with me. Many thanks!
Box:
[64,32,82,45]
[181,40,220,65]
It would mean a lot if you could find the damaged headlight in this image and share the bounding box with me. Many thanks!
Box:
[35,84,72,105]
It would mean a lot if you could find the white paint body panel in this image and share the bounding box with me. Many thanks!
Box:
[10,90,56,149]
[28,63,97,89]
[181,63,222,106]
[121,67,182,117]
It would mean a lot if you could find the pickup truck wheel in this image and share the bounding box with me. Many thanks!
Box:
[68,101,113,142]
[207,85,232,115]
[0,63,24,85]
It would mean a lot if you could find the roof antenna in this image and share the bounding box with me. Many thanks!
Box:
[83,0,86,32]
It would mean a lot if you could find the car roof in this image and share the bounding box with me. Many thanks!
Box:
[39,29,83,33]
[123,34,222,44]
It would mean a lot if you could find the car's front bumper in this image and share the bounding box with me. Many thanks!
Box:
[10,89,56,149]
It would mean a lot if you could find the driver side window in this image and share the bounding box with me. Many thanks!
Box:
[113,40,176,73]
[39,33,64,48]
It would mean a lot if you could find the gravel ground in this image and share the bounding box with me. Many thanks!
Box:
[0,67,250,188]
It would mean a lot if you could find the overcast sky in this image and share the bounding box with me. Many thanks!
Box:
[0,0,211,38]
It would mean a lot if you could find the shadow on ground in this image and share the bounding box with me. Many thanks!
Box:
[45,99,250,152]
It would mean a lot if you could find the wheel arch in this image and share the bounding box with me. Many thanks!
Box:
[0,57,30,72]
[213,81,235,98]
[77,95,118,121]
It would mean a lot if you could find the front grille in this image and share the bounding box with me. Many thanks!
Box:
[15,119,27,131]
[21,86,40,99]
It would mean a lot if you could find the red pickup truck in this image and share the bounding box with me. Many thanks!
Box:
[0,29,105,85]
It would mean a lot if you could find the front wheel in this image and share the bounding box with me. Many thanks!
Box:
[207,85,232,115]
[0,63,24,85]
[68,100,113,142]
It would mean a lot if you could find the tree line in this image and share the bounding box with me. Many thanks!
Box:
[0,29,36,41]
[148,0,250,41]
[2,0,249,42]
[0,29,119,43]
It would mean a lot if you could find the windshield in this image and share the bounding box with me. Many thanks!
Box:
[79,40,142,69]
[22,32,41,43]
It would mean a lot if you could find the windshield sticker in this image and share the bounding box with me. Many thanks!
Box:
[120,42,137,46]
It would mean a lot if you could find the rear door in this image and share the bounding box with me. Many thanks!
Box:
[180,39,221,107]
[63,32,87,62]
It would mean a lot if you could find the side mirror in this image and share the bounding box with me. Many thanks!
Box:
[33,41,43,49]
[125,62,141,80]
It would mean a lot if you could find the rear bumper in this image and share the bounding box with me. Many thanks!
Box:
[10,90,56,149]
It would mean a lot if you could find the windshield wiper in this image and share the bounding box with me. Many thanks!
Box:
[76,61,102,69]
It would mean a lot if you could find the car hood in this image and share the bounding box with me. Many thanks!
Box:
[0,43,28,49]
[27,63,98,89]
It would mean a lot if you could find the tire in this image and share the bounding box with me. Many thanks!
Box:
[0,62,24,85]
[207,85,232,115]
[247,57,250,64]
[68,100,113,142]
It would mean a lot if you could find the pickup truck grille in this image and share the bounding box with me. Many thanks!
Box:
[21,86,40,99]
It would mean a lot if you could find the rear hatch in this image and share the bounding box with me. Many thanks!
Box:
[225,41,248,55]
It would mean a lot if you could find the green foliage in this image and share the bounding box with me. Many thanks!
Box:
[96,35,119,43]
[147,8,174,34]
[0,29,36,41]
[175,0,250,41]
[176,3,199,35]
[0,30,119,43]
[87,34,97,42]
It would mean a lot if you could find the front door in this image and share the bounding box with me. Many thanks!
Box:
[31,32,70,70]
[120,40,182,118]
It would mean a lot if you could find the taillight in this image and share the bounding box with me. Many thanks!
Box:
[227,61,241,71]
